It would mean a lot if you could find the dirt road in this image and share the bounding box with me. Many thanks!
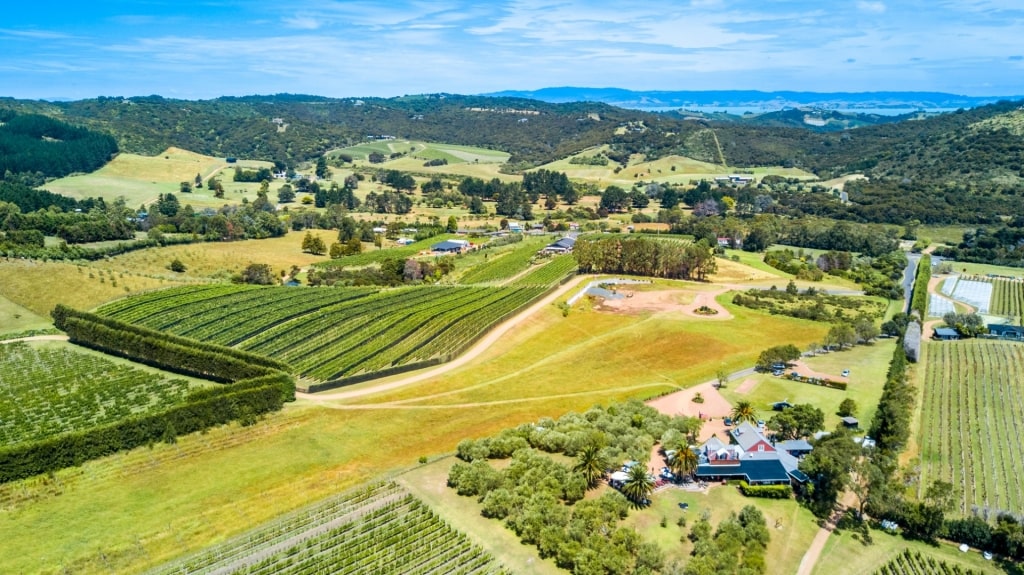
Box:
[297,276,589,402]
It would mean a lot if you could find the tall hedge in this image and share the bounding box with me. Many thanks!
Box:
[910,254,931,318]
[0,305,300,483]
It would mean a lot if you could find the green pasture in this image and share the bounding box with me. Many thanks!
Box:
[0,295,51,336]
[719,340,896,430]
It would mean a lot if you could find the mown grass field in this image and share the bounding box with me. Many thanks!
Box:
[0,294,51,336]
[41,147,274,208]
[720,340,896,430]
[918,340,1024,515]
[536,152,816,187]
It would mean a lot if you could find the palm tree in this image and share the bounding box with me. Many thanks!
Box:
[621,463,655,507]
[731,400,757,424]
[669,446,699,480]
[573,445,608,489]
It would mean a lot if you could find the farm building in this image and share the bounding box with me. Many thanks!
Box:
[693,422,810,486]
[840,416,860,429]
[933,327,960,341]
[431,239,470,254]
[541,237,576,254]
[775,439,813,457]
[987,324,1024,340]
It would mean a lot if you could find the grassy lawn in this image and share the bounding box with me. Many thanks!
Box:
[621,485,820,575]
[946,261,1024,279]
[0,295,51,336]
[812,526,1005,575]
[720,340,896,430]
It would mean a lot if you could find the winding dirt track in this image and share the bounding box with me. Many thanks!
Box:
[296,275,589,402]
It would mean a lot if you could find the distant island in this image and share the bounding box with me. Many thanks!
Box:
[483,87,1024,111]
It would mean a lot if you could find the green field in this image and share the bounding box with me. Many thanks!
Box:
[536,152,816,187]
[918,340,1024,515]
[720,340,897,430]
[96,284,547,384]
[40,147,278,208]
[0,341,204,447]
[457,238,550,284]
[331,140,510,166]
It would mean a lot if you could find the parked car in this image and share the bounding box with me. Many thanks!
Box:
[841,369,850,377]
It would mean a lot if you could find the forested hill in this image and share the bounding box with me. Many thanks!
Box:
[1,94,1021,192]
[0,111,118,179]
[0,94,646,168]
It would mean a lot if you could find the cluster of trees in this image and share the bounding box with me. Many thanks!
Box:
[682,506,770,575]
[941,312,987,338]
[231,166,274,182]
[145,192,288,240]
[307,256,454,287]
[733,285,883,325]
[523,169,576,205]
[0,112,117,179]
[768,404,824,440]
[574,236,717,281]
[0,190,134,245]
[762,249,825,281]
[448,400,706,574]
[754,344,802,371]
[363,190,413,214]
[933,224,1024,267]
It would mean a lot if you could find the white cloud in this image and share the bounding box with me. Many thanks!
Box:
[283,15,322,30]
[856,1,887,13]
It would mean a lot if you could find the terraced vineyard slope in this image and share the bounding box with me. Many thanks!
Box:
[148,481,506,575]
[96,284,547,388]
[919,340,1024,514]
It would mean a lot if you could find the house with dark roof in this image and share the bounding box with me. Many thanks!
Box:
[933,327,960,341]
[431,239,470,254]
[541,236,576,254]
[694,422,810,486]
[988,324,1024,340]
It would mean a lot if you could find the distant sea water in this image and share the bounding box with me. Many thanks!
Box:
[635,105,960,116]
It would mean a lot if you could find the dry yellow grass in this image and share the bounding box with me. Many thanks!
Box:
[0,258,185,316]
[88,231,337,281]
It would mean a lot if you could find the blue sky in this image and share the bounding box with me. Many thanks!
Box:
[2,0,1023,100]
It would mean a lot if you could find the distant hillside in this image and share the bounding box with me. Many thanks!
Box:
[0,94,648,169]
[2,93,1022,214]
[484,87,1020,110]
